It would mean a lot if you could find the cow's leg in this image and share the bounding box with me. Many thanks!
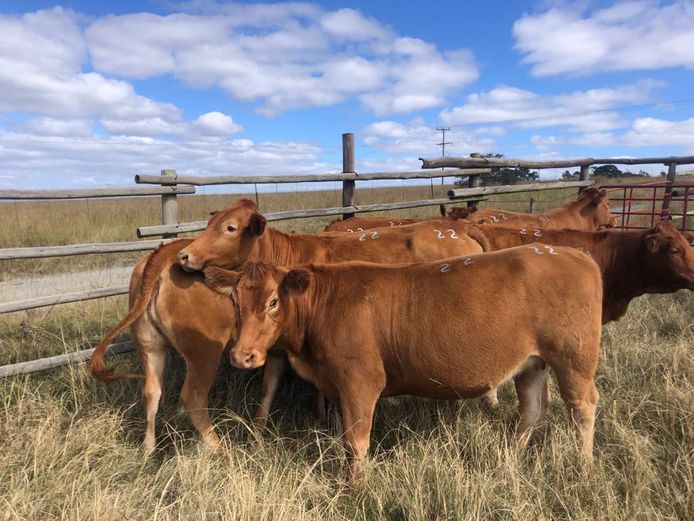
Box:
[339,387,380,484]
[514,357,549,450]
[180,348,223,450]
[311,391,327,423]
[555,371,599,459]
[254,354,286,426]
[480,388,499,408]
[133,318,168,456]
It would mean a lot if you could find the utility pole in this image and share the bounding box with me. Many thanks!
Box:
[436,127,451,188]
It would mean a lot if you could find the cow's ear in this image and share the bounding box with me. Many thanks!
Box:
[683,230,694,246]
[592,189,608,205]
[249,213,267,236]
[203,267,239,296]
[280,269,311,296]
[209,210,219,217]
[645,231,666,253]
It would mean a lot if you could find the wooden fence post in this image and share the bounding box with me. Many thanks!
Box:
[467,175,480,209]
[528,197,535,214]
[342,133,355,220]
[578,165,590,194]
[660,162,677,219]
[161,169,178,238]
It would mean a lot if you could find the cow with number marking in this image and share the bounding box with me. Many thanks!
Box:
[89,198,488,454]
[471,188,616,230]
[203,245,604,482]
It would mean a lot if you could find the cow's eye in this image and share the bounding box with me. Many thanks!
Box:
[269,299,278,309]
[669,247,679,254]
[226,224,236,232]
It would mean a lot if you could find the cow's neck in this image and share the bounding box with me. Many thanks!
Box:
[253,227,320,266]
[590,230,648,321]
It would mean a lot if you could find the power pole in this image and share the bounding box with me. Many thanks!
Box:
[436,127,451,188]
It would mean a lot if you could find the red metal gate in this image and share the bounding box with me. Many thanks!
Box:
[601,181,693,231]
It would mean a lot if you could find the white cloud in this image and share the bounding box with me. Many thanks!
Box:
[85,5,477,116]
[514,1,694,76]
[193,112,243,136]
[623,117,694,146]
[0,131,330,189]
[440,81,661,132]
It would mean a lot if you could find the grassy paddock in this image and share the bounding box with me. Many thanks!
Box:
[0,293,692,519]
[0,176,692,519]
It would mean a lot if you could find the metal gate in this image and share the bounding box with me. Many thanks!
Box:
[601,181,693,231]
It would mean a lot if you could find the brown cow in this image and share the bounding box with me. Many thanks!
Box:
[475,220,694,406]
[480,221,694,322]
[204,246,603,481]
[322,204,478,232]
[471,188,616,230]
[90,199,487,453]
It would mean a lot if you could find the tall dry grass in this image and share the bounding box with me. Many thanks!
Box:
[0,292,692,519]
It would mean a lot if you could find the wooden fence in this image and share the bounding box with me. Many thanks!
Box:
[1,131,693,376]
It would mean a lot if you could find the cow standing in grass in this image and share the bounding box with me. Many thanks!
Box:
[204,246,604,482]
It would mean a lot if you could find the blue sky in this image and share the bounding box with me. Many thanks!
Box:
[1,0,694,189]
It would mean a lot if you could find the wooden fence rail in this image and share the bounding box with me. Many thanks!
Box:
[0,186,195,200]
[0,285,129,315]
[0,341,134,377]
[0,239,168,261]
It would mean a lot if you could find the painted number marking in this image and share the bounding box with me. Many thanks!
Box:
[440,263,451,273]
[435,229,460,239]
[359,231,380,241]
[463,257,474,266]
[529,245,559,256]
[533,229,542,237]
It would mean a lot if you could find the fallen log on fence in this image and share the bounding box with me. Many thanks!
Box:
[0,285,129,314]
[421,155,694,170]
[0,341,134,377]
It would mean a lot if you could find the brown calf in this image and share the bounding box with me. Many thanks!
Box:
[90,199,486,452]
[472,188,616,230]
[205,247,603,481]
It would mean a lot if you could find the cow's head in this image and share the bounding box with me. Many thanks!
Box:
[204,263,311,369]
[446,205,477,220]
[177,198,267,271]
[641,221,694,292]
[577,188,617,230]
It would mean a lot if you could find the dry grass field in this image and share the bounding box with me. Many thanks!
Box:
[0,176,692,519]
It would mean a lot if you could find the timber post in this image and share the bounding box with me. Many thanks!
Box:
[160,169,178,238]
[342,133,356,220]
[579,165,590,194]
[660,162,677,219]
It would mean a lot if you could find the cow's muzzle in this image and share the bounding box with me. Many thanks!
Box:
[230,347,266,369]
[177,249,202,272]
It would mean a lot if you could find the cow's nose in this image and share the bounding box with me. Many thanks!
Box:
[177,251,189,266]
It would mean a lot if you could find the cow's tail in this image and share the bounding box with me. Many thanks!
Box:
[89,239,190,382]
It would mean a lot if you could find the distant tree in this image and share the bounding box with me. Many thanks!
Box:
[454,153,539,186]
[591,164,649,178]
[562,169,580,179]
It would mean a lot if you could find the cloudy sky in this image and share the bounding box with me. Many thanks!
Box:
[1,0,694,189]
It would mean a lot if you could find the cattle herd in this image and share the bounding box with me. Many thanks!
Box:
[90,188,694,482]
